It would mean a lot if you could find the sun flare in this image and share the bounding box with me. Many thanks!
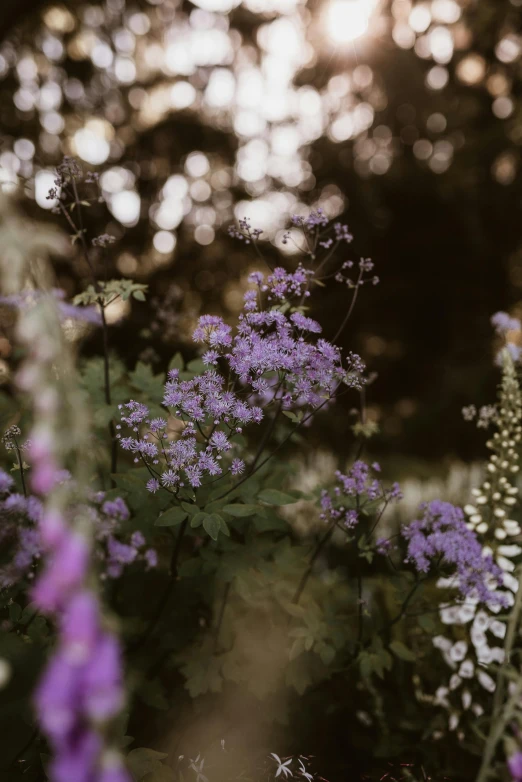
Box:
[326,0,377,44]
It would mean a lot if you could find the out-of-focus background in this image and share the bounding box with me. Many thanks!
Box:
[0,0,520,471]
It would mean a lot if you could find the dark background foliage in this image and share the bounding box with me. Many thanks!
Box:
[0,1,521,779]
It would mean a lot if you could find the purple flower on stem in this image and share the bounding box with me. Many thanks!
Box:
[82,633,124,722]
[491,311,521,335]
[50,729,101,782]
[33,532,89,611]
[509,752,522,781]
[402,500,505,606]
[0,469,14,494]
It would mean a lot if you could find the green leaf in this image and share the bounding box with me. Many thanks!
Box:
[190,512,207,529]
[128,362,165,404]
[132,289,146,301]
[218,516,230,536]
[155,507,188,527]
[181,501,197,515]
[186,358,206,374]
[253,510,287,532]
[289,637,306,661]
[203,513,222,540]
[168,352,184,371]
[389,640,416,663]
[282,410,304,423]
[318,643,336,666]
[258,489,298,505]
[223,503,259,517]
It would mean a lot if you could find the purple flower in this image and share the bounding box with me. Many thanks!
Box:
[376,537,392,555]
[131,531,145,548]
[491,311,521,335]
[33,532,89,611]
[50,729,101,782]
[40,508,67,547]
[35,650,80,740]
[31,456,62,495]
[290,312,322,333]
[61,591,100,664]
[108,537,138,565]
[210,431,231,451]
[509,752,522,781]
[0,469,14,494]
[102,498,129,521]
[402,500,505,605]
[231,458,245,475]
[82,633,124,721]
[146,478,160,493]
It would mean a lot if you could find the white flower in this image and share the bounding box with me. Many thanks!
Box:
[477,670,496,692]
[489,619,507,639]
[270,754,293,779]
[461,690,472,710]
[449,674,462,690]
[458,659,475,679]
[449,713,459,731]
[449,641,467,662]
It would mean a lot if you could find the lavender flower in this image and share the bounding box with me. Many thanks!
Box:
[0,468,14,493]
[320,461,401,531]
[491,311,521,335]
[402,501,505,605]
[509,752,522,781]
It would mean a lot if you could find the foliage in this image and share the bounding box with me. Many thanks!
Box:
[0,173,522,782]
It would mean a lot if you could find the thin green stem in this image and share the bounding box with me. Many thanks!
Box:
[13,438,26,497]
[332,268,364,344]
[292,518,337,605]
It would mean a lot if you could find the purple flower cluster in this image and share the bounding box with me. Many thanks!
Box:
[334,257,379,289]
[31,494,131,781]
[491,311,522,364]
[290,208,329,231]
[509,752,522,781]
[491,311,521,335]
[118,372,260,490]
[248,266,313,302]
[402,500,505,605]
[0,473,154,588]
[227,216,263,244]
[196,276,365,408]
[34,587,129,782]
[320,461,402,530]
[0,472,43,587]
[118,267,365,491]
[120,215,367,494]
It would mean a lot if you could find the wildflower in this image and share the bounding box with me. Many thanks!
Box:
[462,405,477,422]
[0,469,14,494]
[145,549,158,569]
[509,752,522,781]
[402,501,505,605]
[146,478,160,493]
[92,234,116,248]
[491,311,521,335]
[102,498,129,521]
[33,532,90,612]
[231,458,245,475]
[376,538,392,555]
